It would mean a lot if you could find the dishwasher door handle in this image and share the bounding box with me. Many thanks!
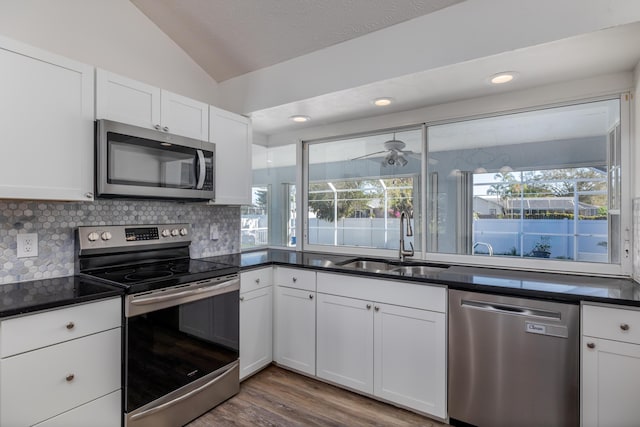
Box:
[461,299,562,320]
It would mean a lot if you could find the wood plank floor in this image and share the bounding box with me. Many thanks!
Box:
[187,365,447,427]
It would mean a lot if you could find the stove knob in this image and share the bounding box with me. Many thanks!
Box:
[171,229,179,237]
[101,231,112,241]
[161,229,171,238]
[179,228,188,236]
[88,232,99,242]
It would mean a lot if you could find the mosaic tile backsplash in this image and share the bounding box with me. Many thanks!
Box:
[0,199,240,284]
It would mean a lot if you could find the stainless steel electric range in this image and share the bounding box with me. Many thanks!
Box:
[75,224,240,427]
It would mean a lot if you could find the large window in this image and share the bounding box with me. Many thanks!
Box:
[427,98,623,265]
[305,128,422,253]
[241,186,269,249]
[245,143,297,250]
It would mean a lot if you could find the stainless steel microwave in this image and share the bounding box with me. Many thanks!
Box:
[96,120,215,201]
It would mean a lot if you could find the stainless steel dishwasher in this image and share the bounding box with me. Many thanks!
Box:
[448,290,579,427]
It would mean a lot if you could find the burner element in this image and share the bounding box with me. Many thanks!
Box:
[124,270,174,282]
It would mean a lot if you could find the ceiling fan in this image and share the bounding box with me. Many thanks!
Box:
[351,134,417,167]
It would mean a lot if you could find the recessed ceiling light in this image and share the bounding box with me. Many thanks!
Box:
[289,115,310,123]
[489,72,518,85]
[373,97,393,106]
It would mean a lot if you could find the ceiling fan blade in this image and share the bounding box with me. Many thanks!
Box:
[350,150,387,161]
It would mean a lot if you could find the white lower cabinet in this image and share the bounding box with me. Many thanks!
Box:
[34,390,121,427]
[274,285,316,376]
[582,304,640,427]
[316,293,374,393]
[240,286,273,380]
[0,298,122,427]
[316,272,447,419]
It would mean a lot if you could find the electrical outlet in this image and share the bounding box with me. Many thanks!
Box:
[17,233,38,258]
[209,224,219,240]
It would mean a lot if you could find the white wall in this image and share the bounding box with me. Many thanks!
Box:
[0,0,218,104]
[218,0,640,115]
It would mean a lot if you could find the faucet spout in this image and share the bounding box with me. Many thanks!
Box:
[399,210,415,261]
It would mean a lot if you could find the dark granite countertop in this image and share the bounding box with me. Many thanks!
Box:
[0,276,124,319]
[201,249,640,307]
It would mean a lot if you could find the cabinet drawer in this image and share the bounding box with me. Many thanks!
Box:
[34,390,121,427]
[583,304,640,344]
[274,267,316,292]
[241,267,272,292]
[1,328,121,427]
[0,297,121,357]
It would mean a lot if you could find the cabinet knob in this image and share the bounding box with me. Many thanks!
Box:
[85,192,93,199]
[587,342,596,349]
[620,323,630,331]
[239,296,244,301]
[66,322,75,330]
[374,306,380,312]
[162,126,169,132]
[366,304,372,310]
[66,374,75,382]
[292,277,297,283]
[309,294,314,300]
[154,124,161,130]
[255,278,260,284]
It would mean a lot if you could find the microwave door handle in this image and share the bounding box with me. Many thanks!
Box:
[196,149,206,189]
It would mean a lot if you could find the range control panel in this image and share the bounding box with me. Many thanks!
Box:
[77,223,191,253]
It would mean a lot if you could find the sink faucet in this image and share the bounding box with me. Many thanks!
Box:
[399,210,414,261]
[472,241,494,256]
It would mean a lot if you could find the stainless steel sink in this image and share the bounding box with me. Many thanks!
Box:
[337,259,395,272]
[337,258,449,275]
[390,265,448,275]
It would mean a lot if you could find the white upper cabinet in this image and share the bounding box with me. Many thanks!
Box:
[0,36,94,201]
[209,106,252,205]
[96,69,208,140]
[161,90,208,140]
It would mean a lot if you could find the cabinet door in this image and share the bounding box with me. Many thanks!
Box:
[160,89,208,140]
[209,106,252,205]
[96,68,161,130]
[0,36,94,201]
[374,304,446,419]
[274,286,315,376]
[582,337,640,427]
[240,287,273,380]
[316,293,374,393]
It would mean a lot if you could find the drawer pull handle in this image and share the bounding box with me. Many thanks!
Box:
[240,296,244,301]
[66,374,75,382]
[255,278,260,284]
[587,342,596,349]
[292,277,297,283]
[620,323,630,331]
[66,322,75,330]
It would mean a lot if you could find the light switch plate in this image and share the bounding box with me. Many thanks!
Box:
[17,233,38,258]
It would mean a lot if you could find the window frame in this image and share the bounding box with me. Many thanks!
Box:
[301,93,631,277]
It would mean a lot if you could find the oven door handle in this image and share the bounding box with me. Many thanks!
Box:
[196,149,206,190]
[131,280,237,307]
[129,361,238,422]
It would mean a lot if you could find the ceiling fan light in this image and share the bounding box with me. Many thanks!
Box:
[396,155,408,167]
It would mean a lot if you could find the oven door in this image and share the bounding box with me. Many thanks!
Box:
[96,120,214,200]
[124,275,239,427]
